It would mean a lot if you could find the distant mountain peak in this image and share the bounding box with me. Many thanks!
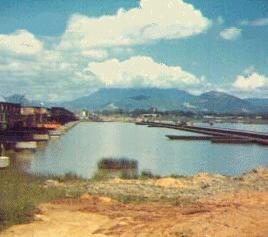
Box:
[201,91,231,97]
[61,87,266,113]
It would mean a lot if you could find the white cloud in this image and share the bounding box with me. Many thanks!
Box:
[241,18,268,26]
[86,56,200,88]
[220,27,242,40]
[233,71,268,91]
[0,30,43,55]
[0,0,211,101]
[81,49,108,60]
[59,0,210,50]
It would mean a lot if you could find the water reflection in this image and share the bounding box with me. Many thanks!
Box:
[22,122,268,178]
[8,150,36,172]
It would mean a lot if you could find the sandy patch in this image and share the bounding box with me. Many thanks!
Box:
[1,191,268,237]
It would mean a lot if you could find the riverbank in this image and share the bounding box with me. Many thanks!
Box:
[1,167,268,236]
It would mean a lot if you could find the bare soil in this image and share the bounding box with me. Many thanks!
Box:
[1,168,268,237]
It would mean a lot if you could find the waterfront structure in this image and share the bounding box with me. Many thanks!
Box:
[0,102,21,130]
[0,101,76,130]
[21,106,50,128]
[50,107,77,124]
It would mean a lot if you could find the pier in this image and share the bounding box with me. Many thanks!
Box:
[137,122,268,146]
[0,100,79,152]
[166,135,223,140]
[0,121,79,151]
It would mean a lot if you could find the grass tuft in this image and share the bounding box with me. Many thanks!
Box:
[0,168,83,231]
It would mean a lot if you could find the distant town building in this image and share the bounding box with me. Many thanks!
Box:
[80,110,90,120]
[141,114,158,118]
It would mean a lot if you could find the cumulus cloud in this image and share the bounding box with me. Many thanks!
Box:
[0,44,97,101]
[233,71,268,91]
[81,49,108,60]
[0,30,43,55]
[220,27,242,40]
[59,0,210,50]
[86,56,200,88]
[0,0,212,101]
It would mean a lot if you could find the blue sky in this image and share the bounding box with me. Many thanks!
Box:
[0,0,267,101]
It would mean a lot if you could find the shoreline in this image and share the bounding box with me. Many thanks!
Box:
[1,166,268,236]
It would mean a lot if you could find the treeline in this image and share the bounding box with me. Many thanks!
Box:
[96,108,268,118]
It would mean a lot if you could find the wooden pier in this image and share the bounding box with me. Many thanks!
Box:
[137,122,268,146]
[0,121,80,150]
[166,135,217,140]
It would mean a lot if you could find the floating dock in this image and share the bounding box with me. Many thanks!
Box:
[137,122,268,146]
[0,121,80,151]
[166,135,216,140]
[211,138,254,144]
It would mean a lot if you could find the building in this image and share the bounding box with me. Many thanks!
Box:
[50,107,77,124]
[0,102,22,130]
[0,102,76,130]
[21,106,50,128]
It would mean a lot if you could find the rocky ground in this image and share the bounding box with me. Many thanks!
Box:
[1,167,268,237]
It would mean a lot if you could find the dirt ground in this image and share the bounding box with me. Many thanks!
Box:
[1,191,267,237]
[1,168,268,237]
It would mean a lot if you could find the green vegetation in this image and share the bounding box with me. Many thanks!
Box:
[0,168,85,231]
[97,158,138,170]
[57,172,85,182]
[170,174,186,179]
[93,158,139,180]
[139,170,160,179]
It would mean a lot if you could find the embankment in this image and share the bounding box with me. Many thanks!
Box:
[0,167,268,236]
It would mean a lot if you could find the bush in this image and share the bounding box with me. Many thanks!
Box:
[140,170,160,179]
[97,158,138,170]
[0,168,66,231]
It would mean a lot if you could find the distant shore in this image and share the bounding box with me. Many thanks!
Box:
[83,115,268,125]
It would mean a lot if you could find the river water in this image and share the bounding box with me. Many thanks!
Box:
[21,122,268,178]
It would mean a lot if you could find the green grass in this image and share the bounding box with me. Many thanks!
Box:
[139,170,160,179]
[0,168,84,231]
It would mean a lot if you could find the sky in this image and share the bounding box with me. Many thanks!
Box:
[0,0,267,101]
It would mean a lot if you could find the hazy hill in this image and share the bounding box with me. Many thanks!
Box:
[62,88,262,113]
[246,98,268,107]
[63,88,195,111]
[192,91,254,113]
[3,89,267,114]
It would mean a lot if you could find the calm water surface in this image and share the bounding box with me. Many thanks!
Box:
[23,122,268,178]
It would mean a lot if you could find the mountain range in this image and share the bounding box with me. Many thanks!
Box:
[61,88,268,114]
[2,88,268,114]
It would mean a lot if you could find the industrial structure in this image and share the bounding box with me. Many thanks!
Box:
[0,102,77,131]
[0,102,21,130]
